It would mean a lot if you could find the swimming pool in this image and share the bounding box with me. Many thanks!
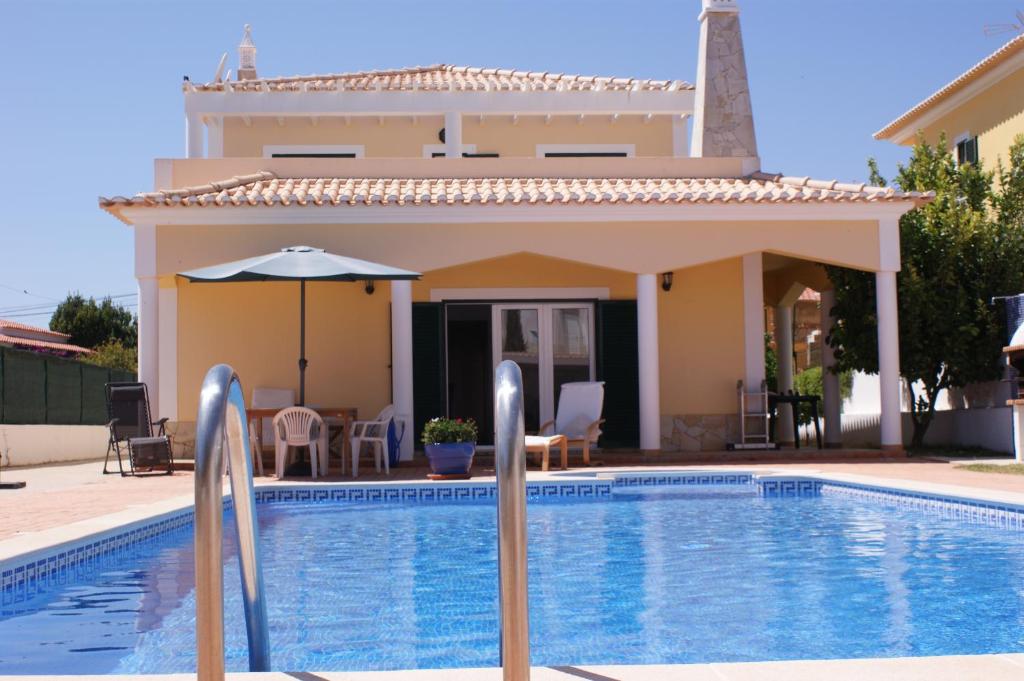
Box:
[2,474,1024,674]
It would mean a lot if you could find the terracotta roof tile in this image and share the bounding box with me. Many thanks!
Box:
[100,171,932,218]
[875,33,1024,140]
[0,319,70,338]
[0,335,91,354]
[798,288,821,302]
[190,64,693,93]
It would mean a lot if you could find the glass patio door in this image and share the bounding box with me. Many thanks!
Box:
[492,303,594,434]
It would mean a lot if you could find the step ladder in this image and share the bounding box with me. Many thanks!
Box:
[727,379,777,450]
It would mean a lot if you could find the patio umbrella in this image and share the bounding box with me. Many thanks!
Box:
[180,245,420,404]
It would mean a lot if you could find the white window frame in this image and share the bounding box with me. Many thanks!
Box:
[952,131,974,166]
[536,143,635,158]
[423,143,477,158]
[262,144,365,158]
[490,302,597,429]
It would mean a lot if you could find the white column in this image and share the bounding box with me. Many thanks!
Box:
[157,286,178,420]
[876,270,903,450]
[206,117,223,158]
[391,280,415,461]
[774,305,795,445]
[672,114,690,158]
[138,277,159,415]
[820,288,842,447]
[637,274,661,451]
[1013,405,1024,463]
[135,223,159,415]
[742,253,766,390]
[444,111,462,158]
[185,112,204,158]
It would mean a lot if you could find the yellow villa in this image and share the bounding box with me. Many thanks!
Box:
[875,32,1024,169]
[99,0,928,462]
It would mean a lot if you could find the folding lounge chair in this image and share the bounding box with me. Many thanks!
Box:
[104,382,174,476]
[535,381,605,466]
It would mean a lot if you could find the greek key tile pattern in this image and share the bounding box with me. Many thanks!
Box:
[613,473,753,487]
[757,479,823,497]
[820,482,1024,529]
[254,481,614,504]
[1,511,195,604]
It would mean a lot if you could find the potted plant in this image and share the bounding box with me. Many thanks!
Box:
[422,417,478,477]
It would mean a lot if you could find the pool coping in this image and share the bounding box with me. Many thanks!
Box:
[5,465,1024,570]
[1,653,1024,680]
[4,466,1024,680]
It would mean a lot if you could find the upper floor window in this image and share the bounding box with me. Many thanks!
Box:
[536,144,635,158]
[955,135,979,166]
[263,145,365,159]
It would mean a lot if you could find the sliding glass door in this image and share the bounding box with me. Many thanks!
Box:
[492,303,595,433]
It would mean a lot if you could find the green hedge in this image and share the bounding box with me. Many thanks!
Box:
[0,346,135,425]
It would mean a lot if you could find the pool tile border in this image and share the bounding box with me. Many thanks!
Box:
[5,471,1024,602]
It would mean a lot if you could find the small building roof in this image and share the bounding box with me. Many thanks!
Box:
[0,319,91,355]
[875,33,1024,141]
[98,171,932,222]
[0,319,70,339]
[188,64,694,94]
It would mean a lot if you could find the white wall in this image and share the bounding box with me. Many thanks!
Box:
[0,425,109,467]
[834,408,1012,453]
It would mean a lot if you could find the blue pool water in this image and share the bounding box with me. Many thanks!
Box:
[2,484,1024,674]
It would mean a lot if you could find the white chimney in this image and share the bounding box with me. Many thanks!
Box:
[692,0,759,164]
[237,24,257,80]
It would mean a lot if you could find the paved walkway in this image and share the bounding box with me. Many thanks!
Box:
[2,455,1024,541]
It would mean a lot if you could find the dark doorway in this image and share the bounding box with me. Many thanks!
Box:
[445,304,494,445]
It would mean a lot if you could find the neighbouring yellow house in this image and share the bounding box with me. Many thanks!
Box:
[875,33,1024,170]
[99,0,928,460]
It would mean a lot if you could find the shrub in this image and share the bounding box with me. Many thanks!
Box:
[421,417,478,445]
[83,340,137,372]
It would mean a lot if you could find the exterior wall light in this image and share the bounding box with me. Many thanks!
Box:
[661,272,674,292]
[365,280,375,295]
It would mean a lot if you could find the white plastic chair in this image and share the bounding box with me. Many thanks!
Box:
[538,381,605,466]
[273,407,324,479]
[252,387,295,468]
[349,404,395,478]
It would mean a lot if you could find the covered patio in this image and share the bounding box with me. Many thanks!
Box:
[100,156,928,463]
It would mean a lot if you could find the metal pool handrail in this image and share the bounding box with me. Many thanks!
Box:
[494,360,531,681]
[194,364,271,680]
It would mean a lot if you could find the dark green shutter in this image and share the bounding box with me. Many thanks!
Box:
[596,300,640,448]
[412,303,446,450]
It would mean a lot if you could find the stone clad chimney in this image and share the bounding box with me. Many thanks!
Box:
[691,0,759,164]
[237,24,257,80]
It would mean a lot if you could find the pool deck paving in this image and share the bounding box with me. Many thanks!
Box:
[4,454,1024,680]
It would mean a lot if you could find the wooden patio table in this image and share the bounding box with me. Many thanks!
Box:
[525,434,569,471]
[248,406,358,475]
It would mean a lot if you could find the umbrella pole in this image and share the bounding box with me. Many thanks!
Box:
[299,279,307,406]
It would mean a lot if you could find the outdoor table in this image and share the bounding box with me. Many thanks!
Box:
[248,406,358,475]
[768,393,822,450]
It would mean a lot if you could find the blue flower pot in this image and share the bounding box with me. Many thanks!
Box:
[424,442,476,476]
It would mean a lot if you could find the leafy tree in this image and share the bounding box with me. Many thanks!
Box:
[764,333,778,391]
[83,339,137,372]
[792,366,853,425]
[827,134,1024,448]
[50,293,137,349]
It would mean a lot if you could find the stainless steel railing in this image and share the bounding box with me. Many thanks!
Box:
[494,360,531,681]
[194,364,271,680]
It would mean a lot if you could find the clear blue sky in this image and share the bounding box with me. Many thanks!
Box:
[0,0,1020,321]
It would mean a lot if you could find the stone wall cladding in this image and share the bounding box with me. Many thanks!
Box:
[661,413,741,451]
[699,13,758,158]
